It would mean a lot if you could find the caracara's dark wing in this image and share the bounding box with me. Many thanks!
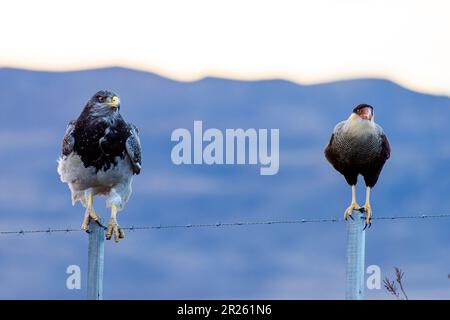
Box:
[324,122,347,174]
[324,121,359,186]
[325,132,335,158]
[324,133,337,166]
[125,123,142,175]
[380,132,391,162]
[62,120,76,156]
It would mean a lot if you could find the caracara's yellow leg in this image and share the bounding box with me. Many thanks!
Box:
[363,187,372,227]
[105,204,125,243]
[81,192,99,231]
[344,185,360,220]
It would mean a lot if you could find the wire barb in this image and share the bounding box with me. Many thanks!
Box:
[1,213,450,236]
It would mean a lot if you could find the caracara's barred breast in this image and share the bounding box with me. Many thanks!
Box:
[330,123,383,168]
[325,121,390,187]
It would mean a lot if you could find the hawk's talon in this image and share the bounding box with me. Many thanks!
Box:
[81,207,100,232]
[105,224,113,240]
[81,223,89,232]
[105,219,124,243]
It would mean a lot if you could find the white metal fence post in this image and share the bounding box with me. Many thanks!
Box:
[345,209,366,300]
[87,219,105,300]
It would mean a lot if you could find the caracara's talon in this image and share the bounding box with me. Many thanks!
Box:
[118,228,125,239]
[344,202,360,221]
[344,210,352,221]
[362,203,372,230]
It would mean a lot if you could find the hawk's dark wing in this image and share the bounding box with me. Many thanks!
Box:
[62,120,76,156]
[125,123,142,175]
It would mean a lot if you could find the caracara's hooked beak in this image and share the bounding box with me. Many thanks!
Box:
[107,96,120,109]
[355,106,373,121]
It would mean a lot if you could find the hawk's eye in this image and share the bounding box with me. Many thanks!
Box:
[97,96,105,102]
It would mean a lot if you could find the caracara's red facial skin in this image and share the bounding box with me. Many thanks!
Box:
[356,107,373,120]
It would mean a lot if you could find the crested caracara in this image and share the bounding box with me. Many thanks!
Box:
[325,104,390,228]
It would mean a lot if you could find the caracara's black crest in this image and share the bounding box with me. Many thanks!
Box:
[352,103,373,114]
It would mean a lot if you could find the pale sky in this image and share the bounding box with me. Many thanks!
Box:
[1,0,449,95]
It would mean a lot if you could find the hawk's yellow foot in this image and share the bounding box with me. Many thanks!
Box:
[81,193,99,232]
[105,204,125,243]
[81,208,100,231]
[105,219,125,242]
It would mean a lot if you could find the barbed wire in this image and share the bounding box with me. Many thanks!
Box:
[1,213,450,236]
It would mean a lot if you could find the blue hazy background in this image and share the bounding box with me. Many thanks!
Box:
[0,67,449,299]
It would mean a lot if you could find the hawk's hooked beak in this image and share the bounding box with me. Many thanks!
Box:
[108,96,120,109]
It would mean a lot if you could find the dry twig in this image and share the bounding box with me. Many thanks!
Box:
[383,267,408,300]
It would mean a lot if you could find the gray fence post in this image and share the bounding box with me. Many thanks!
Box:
[87,219,105,300]
[345,209,366,300]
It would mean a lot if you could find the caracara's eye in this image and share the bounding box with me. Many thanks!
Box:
[97,96,104,102]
